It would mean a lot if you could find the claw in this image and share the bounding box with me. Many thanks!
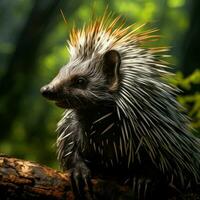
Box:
[71,170,85,199]
[70,161,94,200]
[85,175,94,199]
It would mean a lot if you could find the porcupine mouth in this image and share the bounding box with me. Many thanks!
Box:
[55,100,67,108]
[53,94,74,108]
[54,97,82,109]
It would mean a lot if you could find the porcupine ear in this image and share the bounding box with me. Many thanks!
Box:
[103,50,121,91]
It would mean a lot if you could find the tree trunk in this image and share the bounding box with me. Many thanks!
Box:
[180,0,200,76]
[0,0,61,138]
[0,0,83,139]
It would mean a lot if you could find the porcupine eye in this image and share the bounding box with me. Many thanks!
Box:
[74,77,88,89]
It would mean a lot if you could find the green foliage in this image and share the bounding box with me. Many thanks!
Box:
[170,70,200,89]
[169,70,200,132]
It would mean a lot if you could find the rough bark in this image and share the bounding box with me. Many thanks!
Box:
[0,156,129,200]
[0,156,72,200]
[0,156,199,200]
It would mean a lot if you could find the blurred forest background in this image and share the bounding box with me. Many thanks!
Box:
[0,0,199,169]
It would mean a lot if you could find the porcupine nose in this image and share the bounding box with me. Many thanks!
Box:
[40,84,56,100]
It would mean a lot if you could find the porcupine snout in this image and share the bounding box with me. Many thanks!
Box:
[40,84,55,99]
[40,70,64,100]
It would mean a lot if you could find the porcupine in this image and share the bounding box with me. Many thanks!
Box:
[40,14,200,199]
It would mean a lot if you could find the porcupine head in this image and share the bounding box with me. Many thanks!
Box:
[40,13,200,198]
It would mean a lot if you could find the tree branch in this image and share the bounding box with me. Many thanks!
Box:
[0,156,73,199]
[0,156,199,200]
[0,156,129,200]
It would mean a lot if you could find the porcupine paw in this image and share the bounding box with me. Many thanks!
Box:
[70,161,94,200]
